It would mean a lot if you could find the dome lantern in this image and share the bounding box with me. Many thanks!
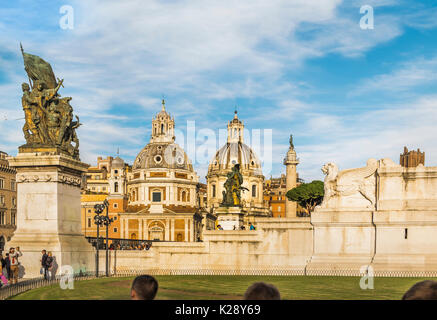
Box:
[227,110,244,143]
[151,99,175,143]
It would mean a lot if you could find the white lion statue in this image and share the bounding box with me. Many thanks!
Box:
[320,158,378,210]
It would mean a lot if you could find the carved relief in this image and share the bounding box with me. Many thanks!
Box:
[16,172,81,186]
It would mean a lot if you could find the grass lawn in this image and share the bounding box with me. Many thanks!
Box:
[10,275,435,300]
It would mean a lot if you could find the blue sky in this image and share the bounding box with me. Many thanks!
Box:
[1,0,437,182]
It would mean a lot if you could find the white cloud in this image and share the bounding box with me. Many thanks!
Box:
[1,0,433,183]
[295,95,437,181]
[352,56,437,96]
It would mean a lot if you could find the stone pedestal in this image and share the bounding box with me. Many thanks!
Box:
[6,152,95,278]
[216,207,245,230]
[306,207,375,275]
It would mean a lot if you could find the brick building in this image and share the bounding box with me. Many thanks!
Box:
[0,151,17,251]
[400,146,425,167]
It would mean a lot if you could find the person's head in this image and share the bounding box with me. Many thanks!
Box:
[243,282,281,300]
[402,280,437,300]
[48,251,52,257]
[9,248,14,254]
[42,250,46,255]
[131,275,158,300]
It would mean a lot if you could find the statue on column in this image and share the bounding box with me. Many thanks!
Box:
[221,164,248,207]
[19,44,81,160]
[289,134,294,149]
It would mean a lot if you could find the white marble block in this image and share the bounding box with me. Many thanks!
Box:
[6,152,95,278]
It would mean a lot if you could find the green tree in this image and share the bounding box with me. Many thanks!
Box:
[286,180,324,216]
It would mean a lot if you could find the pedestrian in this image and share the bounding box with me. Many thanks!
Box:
[41,249,48,280]
[46,252,54,280]
[9,247,22,284]
[249,222,256,230]
[0,253,8,287]
[4,253,10,280]
[244,282,281,300]
[131,275,158,300]
[403,280,437,300]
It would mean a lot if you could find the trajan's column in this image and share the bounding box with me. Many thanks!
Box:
[284,134,299,217]
[7,46,94,278]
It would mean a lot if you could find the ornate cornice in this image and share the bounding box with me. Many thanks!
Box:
[16,172,82,186]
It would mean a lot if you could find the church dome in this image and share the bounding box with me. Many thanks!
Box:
[209,142,262,174]
[207,111,262,176]
[133,142,194,172]
[206,110,268,216]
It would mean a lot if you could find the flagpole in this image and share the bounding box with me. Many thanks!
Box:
[20,43,33,88]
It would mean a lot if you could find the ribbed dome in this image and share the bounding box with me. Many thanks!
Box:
[208,141,262,174]
[133,142,194,172]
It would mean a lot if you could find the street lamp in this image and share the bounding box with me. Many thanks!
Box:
[93,201,112,277]
[102,199,112,277]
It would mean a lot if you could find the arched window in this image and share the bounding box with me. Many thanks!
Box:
[252,185,257,197]
[182,190,187,202]
[212,185,216,198]
[161,123,164,134]
[114,182,119,193]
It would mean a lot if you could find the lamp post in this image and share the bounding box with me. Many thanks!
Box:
[102,199,113,277]
[93,203,105,277]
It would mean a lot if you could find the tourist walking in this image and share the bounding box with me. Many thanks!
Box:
[46,252,54,280]
[4,253,11,280]
[0,253,8,287]
[9,247,22,284]
[41,250,48,280]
